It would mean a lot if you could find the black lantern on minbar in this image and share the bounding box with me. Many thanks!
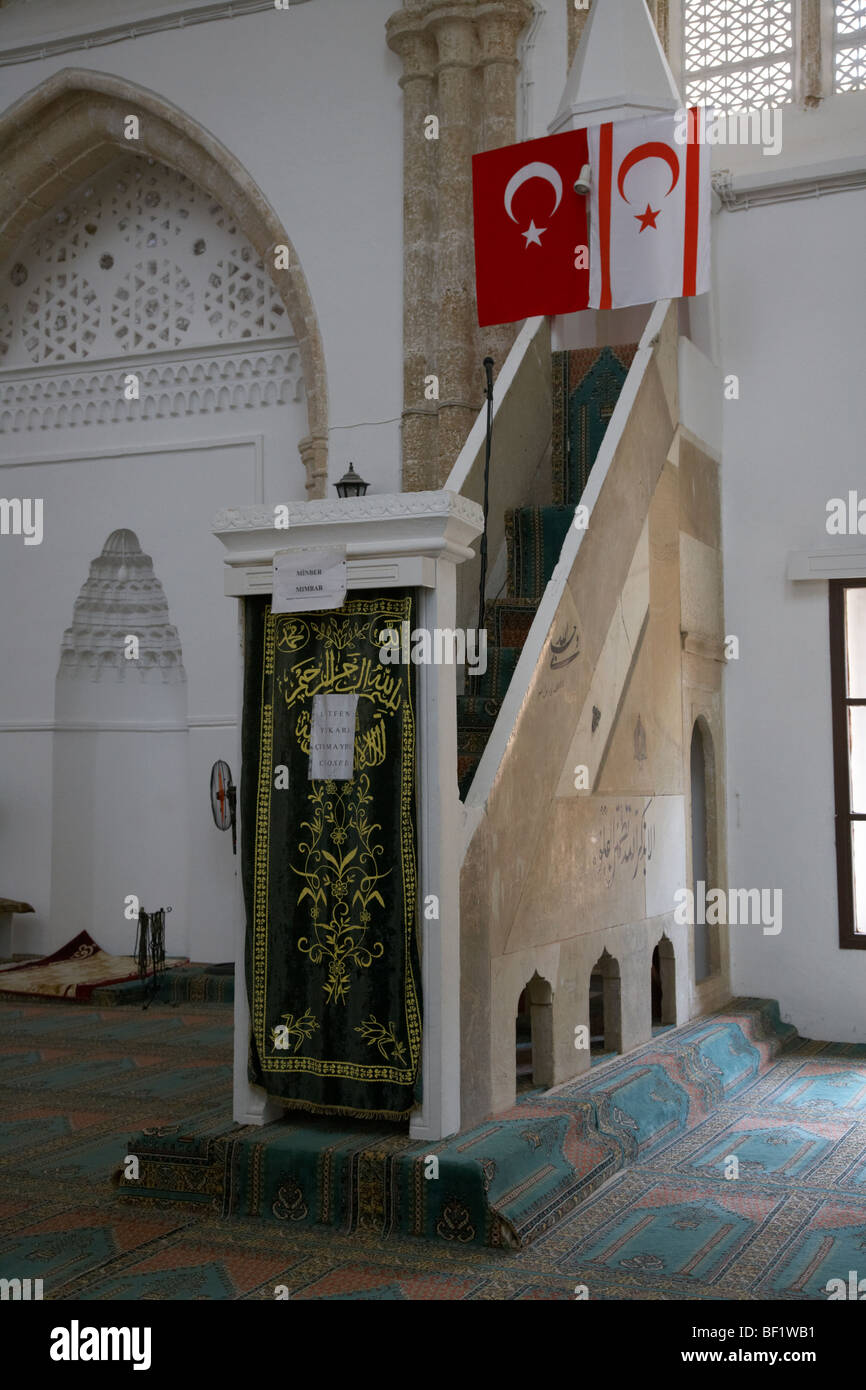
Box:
[334,462,369,498]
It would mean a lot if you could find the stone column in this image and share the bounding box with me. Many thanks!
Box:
[648,0,670,58]
[567,0,591,66]
[800,0,823,107]
[476,2,532,373]
[299,431,329,498]
[568,1,669,63]
[387,23,439,492]
[388,1,532,490]
[430,8,481,484]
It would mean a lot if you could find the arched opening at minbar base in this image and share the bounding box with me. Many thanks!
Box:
[515,972,554,1094]
[651,935,676,1031]
[589,949,622,1064]
[690,720,717,983]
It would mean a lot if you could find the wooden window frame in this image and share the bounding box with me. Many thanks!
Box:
[830,577,866,949]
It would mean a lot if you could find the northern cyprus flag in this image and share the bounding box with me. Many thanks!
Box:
[589,107,711,310]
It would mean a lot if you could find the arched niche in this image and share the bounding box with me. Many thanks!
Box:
[651,934,676,1028]
[690,716,721,983]
[515,970,554,1093]
[51,529,190,956]
[589,948,622,1059]
[0,67,328,495]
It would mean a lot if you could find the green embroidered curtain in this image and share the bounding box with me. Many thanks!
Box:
[241,594,422,1121]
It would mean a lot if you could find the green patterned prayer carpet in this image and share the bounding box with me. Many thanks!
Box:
[7,996,866,1299]
[91,964,235,1007]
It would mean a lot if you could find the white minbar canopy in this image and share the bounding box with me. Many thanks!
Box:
[212,490,484,1142]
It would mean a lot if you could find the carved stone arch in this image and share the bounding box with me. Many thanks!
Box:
[515,968,554,1092]
[589,947,622,1057]
[651,932,677,1027]
[0,67,329,495]
[690,714,721,982]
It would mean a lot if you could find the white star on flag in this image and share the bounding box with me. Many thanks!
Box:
[522,219,546,248]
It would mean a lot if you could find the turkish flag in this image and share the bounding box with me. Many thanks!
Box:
[589,108,711,310]
[472,129,590,328]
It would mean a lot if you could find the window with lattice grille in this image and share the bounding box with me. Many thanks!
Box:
[835,0,866,91]
[683,0,795,111]
[0,154,289,369]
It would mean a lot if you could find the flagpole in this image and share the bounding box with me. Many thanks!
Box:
[474,357,495,670]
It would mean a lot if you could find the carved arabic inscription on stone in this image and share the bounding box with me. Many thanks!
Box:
[590,801,656,888]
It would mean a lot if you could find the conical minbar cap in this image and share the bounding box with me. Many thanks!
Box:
[550,0,681,134]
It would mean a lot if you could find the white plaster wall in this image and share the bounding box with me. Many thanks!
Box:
[0,732,53,955]
[49,727,191,957]
[719,182,866,1041]
[520,0,568,140]
[0,439,258,960]
[0,0,405,493]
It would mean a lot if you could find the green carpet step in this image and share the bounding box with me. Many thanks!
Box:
[457,694,502,799]
[118,1097,617,1250]
[91,964,235,1007]
[551,343,639,507]
[456,648,521,795]
[465,644,521,701]
[483,596,538,652]
[505,505,573,602]
[457,693,503,729]
[116,999,801,1251]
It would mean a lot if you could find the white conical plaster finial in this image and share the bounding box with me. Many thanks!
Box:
[549,0,682,135]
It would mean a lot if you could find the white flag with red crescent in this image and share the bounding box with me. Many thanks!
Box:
[588,108,711,310]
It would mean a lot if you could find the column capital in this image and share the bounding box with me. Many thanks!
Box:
[474,0,534,49]
[386,15,438,79]
[426,8,478,70]
[389,1,530,70]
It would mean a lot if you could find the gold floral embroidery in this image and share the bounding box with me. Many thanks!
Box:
[294,775,389,1005]
[355,1015,408,1066]
[271,1009,318,1053]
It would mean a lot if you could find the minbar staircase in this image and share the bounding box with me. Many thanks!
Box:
[457,344,638,800]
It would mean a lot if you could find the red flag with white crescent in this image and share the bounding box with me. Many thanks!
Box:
[589,108,711,310]
[472,129,590,328]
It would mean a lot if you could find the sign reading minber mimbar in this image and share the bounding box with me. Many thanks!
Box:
[272,545,348,614]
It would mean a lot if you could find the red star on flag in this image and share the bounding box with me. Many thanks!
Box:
[634,203,660,231]
[589,107,711,309]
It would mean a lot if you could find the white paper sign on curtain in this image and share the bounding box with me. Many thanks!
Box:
[272,546,347,614]
[308,693,359,781]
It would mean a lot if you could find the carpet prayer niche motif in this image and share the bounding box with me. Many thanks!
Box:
[11,998,866,1297]
[242,596,421,1122]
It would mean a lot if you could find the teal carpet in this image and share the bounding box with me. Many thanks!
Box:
[118,999,795,1250]
[4,996,866,1298]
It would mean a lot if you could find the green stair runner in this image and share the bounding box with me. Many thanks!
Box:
[457,345,637,799]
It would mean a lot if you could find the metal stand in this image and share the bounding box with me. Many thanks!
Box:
[134,905,171,1009]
